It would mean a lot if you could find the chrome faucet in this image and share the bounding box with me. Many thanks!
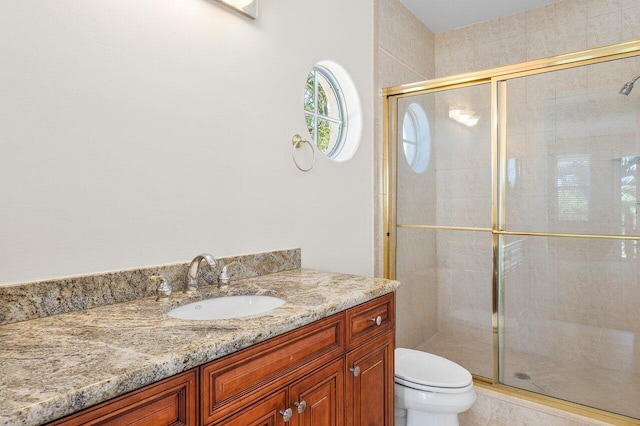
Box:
[185,253,218,294]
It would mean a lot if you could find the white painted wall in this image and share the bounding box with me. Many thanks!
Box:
[0,0,374,285]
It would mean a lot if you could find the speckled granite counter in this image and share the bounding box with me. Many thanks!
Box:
[0,268,399,426]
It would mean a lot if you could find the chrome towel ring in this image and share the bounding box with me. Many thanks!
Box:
[292,134,315,172]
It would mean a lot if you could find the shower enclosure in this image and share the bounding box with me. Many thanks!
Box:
[384,41,640,422]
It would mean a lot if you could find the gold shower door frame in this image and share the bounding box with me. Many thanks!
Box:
[383,40,640,425]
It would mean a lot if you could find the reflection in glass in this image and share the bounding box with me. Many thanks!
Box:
[504,60,640,237]
[396,84,491,228]
[401,103,431,174]
[556,155,590,222]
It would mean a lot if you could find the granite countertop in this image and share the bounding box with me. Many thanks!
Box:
[0,268,399,426]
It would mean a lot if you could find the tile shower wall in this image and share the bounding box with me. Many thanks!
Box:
[374,0,435,348]
[435,0,640,78]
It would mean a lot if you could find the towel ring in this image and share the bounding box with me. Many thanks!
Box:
[292,134,315,172]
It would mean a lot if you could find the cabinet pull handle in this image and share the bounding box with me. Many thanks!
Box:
[280,408,293,422]
[370,315,382,326]
[350,366,361,376]
[294,400,307,413]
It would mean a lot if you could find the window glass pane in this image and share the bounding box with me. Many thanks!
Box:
[316,120,339,154]
[302,61,360,161]
[305,114,315,141]
[304,72,315,112]
[316,71,341,120]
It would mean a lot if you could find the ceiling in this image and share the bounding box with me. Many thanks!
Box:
[399,0,558,33]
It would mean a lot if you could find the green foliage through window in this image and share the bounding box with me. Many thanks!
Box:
[304,66,344,156]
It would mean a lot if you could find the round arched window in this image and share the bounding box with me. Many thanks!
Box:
[402,103,431,173]
[303,61,362,161]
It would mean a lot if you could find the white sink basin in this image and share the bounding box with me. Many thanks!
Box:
[167,295,285,320]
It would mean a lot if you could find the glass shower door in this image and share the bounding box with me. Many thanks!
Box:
[394,83,494,379]
[499,55,640,419]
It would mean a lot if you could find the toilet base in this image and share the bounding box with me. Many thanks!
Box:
[395,407,459,426]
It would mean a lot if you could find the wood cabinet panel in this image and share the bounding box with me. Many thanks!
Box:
[214,390,288,426]
[345,331,395,426]
[202,313,345,425]
[290,358,344,426]
[346,293,394,350]
[47,369,197,426]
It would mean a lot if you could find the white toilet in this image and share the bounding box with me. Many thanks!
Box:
[395,348,476,426]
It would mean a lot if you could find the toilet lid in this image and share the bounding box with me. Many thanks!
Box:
[395,348,472,389]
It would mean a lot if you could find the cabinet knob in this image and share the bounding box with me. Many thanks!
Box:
[294,400,307,413]
[370,315,382,326]
[280,408,293,422]
[350,366,361,376]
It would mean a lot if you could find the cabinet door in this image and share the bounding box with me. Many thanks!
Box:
[345,331,394,426]
[47,369,198,426]
[214,390,288,426]
[290,358,344,426]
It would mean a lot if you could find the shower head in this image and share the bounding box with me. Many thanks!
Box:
[620,81,634,96]
[620,74,640,96]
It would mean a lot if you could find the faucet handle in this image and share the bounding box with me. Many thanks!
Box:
[219,261,237,287]
[150,275,172,302]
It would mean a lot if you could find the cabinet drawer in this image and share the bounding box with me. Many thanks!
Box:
[47,369,198,426]
[345,293,395,350]
[213,389,288,426]
[201,313,345,425]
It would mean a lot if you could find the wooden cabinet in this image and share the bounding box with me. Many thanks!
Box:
[46,293,395,426]
[202,293,395,426]
[290,358,344,426]
[345,294,395,426]
[345,331,394,426]
[200,314,345,425]
[47,368,198,426]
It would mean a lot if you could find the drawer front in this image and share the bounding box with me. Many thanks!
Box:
[213,389,288,426]
[345,293,395,350]
[201,313,345,425]
[47,369,198,426]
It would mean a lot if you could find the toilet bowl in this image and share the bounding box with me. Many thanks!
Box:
[395,348,476,426]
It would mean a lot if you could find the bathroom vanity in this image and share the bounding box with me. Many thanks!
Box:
[0,264,399,426]
[47,293,395,426]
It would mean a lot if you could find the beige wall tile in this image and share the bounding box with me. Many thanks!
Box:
[376,0,434,77]
[622,6,640,40]
[499,11,527,39]
[621,0,640,7]
[527,3,557,31]
[527,27,557,59]
[556,19,588,54]
[556,0,588,24]
[588,0,622,17]
[587,11,623,48]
